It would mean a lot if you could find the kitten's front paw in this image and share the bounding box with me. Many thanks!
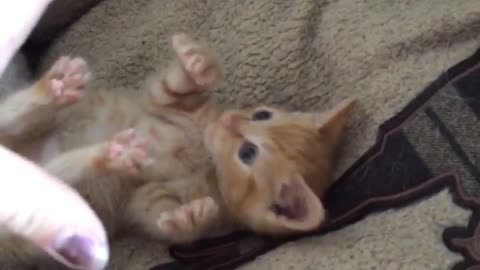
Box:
[157,197,219,243]
[102,129,152,174]
[172,33,220,89]
[46,56,91,106]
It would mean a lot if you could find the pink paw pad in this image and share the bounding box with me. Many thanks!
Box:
[105,129,152,174]
[171,34,218,88]
[47,56,91,106]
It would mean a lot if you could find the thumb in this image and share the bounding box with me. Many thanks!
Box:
[0,146,109,270]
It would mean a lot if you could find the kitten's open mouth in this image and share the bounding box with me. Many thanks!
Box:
[271,198,307,221]
[271,183,307,221]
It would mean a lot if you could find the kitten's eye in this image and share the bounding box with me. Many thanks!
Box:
[252,110,272,121]
[238,141,258,165]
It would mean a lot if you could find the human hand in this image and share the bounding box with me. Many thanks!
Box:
[0,146,109,270]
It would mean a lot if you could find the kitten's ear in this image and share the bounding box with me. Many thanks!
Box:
[314,97,356,143]
[268,175,326,231]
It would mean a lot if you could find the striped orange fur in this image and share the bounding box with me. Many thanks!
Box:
[0,33,354,265]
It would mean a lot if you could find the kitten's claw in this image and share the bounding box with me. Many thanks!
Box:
[103,129,152,174]
[46,56,91,106]
[172,33,219,89]
[157,197,219,242]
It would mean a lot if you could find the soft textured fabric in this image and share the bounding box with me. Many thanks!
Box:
[29,0,480,269]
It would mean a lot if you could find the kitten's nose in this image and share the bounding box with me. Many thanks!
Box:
[220,112,243,137]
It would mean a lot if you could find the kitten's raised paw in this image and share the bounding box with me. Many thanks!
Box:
[102,129,152,174]
[172,33,219,89]
[46,56,91,106]
[157,197,219,243]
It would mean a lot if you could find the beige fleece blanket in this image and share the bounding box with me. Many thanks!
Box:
[31,0,480,269]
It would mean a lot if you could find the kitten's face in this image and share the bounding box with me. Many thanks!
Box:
[204,98,355,235]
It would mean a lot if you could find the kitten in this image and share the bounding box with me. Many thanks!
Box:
[0,34,354,266]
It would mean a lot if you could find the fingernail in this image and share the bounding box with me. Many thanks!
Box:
[51,231,109,270]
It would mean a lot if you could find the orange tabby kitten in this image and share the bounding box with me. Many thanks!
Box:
[0,34,354,267]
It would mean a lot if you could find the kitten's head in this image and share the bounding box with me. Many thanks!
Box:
[204,98,355,235]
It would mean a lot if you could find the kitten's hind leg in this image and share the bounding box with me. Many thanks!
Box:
[143,33,221,111]
[44,129,151,186]
[0,56,90,145]
[126,183,219,244]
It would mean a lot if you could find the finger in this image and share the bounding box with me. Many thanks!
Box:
[0,146,109,270]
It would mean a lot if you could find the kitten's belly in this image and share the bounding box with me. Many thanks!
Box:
[28,95,212,233]
[139,118,212,182]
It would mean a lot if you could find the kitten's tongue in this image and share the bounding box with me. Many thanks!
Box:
[271,178,325,232]
[272,183,307,221]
